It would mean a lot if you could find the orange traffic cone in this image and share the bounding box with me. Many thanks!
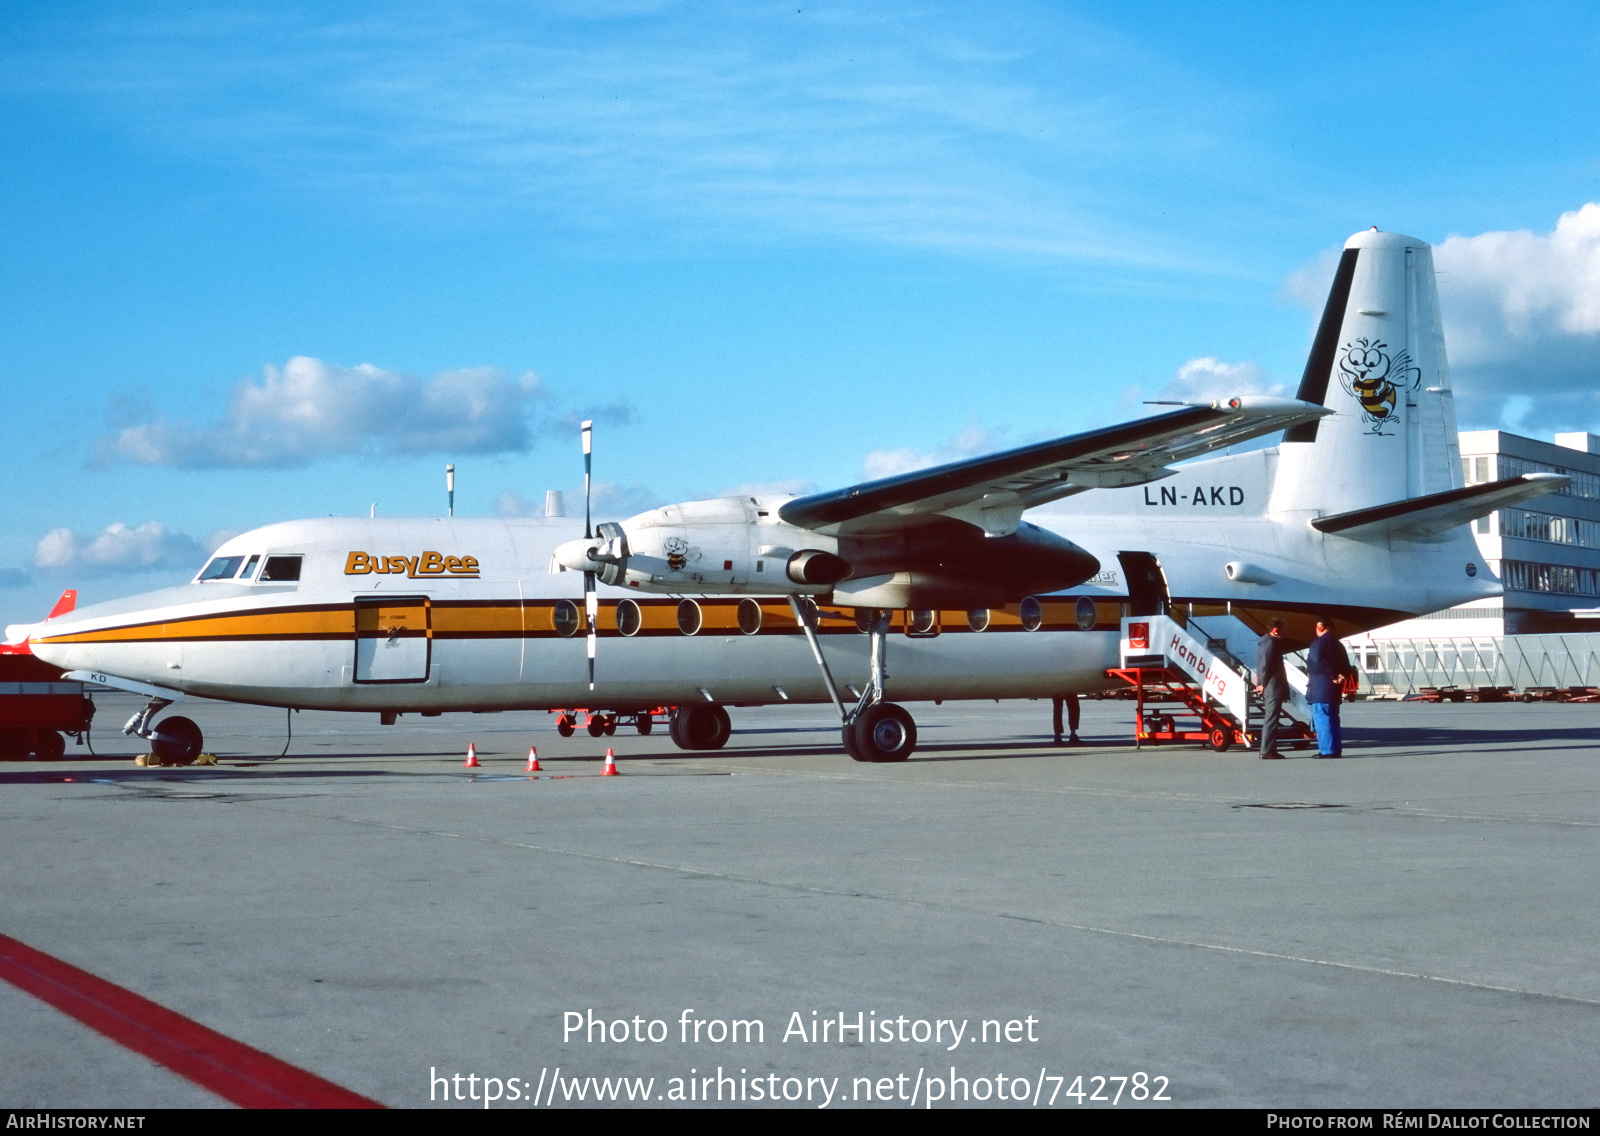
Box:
[601,747,619,776]
[463,743,479,768]
[526,746,541,772]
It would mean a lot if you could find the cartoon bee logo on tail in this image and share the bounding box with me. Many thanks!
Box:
[1336,337,1421,435]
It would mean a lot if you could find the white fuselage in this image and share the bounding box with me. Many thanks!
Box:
[27,447,1498,714]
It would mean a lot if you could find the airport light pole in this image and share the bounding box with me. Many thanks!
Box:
[446,464,455,517]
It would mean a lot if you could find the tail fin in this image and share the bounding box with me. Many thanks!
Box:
[2,590,79,649]
[1269,229,1462,516]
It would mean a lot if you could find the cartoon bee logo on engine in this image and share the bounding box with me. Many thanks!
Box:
[663,536,695,572]
[1337,336,1421,435]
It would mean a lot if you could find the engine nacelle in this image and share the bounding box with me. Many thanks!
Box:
[831,520,1098,609]
[556,496,839,595]
[553,499,1098,608]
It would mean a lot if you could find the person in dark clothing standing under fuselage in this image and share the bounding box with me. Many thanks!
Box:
[1052,693,1081,745]
[1306,618,1356,758]
[1254,619,1289,759]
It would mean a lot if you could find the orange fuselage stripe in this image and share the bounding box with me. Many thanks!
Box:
[33,598,1121,645]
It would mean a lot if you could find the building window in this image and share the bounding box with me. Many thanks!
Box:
[1498,559,1600,597]
[1499,509,1597,547]
[1497,456,1600,499]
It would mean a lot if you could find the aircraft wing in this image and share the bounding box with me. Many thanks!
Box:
[1310,473,1569,542]
[778,396,1331,535]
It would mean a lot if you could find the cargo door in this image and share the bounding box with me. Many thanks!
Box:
[354,596,431,683]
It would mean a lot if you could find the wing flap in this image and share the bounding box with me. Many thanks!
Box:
[1310,473,1568,541]
[779,396,1330,534]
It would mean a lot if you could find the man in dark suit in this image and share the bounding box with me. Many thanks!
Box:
[1306,618,1355,758]
[1254,619,1289,759]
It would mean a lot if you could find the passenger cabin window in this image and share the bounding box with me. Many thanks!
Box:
[259,555,303,582]
[198,556,245,581]
[239,554,260,579]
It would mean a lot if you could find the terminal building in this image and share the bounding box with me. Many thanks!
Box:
[1351,429,1600,696]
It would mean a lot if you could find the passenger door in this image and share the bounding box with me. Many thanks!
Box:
[354,596,431,683]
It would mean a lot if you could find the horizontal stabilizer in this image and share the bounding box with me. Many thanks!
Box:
[1310,473,1568,541]
[781,396,1330,534]
[5,589,82,646]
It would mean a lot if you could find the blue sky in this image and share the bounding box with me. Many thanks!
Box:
[3,1,1600,625]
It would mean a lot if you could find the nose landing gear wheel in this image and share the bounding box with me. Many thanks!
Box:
[151,716,203,766]
[849,703,916,763]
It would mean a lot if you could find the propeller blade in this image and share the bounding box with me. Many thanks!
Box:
[585,570,597,690]
[582,419,593,541]
[583,419,596,689]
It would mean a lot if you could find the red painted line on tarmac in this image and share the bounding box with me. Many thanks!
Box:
[0,933,382,1109]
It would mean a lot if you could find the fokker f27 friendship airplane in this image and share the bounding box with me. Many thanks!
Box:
[17,229,1563,762]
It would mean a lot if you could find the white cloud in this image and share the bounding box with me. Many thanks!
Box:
[1432,204,1600,430]
[1437,204,1600,346]
[862,421,1010,479]
[95,357,552,468]
[1283,244,1344,314]
[496,489,545,519]
[32,522,206,577]
[1114,357,1285,428]
[716,479,816,500]
[497,481,662,521]
[1159,357,1285,401]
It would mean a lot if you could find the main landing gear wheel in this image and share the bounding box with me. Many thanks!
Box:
[850,703,917,763]
[557,714,576,737]
[670,704,731,751]
[1208,726,1232,753]
[151,716,203,766]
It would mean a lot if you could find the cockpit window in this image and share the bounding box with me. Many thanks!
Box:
[239,554,260,580]
[198,556,245,581]
[259,555,303,582]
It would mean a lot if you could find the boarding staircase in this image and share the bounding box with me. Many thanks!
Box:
[1110,612,1314,751]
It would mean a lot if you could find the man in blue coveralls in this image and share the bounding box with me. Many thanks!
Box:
[1306,618,1355,758]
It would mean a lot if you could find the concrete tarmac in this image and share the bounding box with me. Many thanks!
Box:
[2,694,1598,1109]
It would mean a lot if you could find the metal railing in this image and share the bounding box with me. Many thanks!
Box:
[1353,632,1600,697]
